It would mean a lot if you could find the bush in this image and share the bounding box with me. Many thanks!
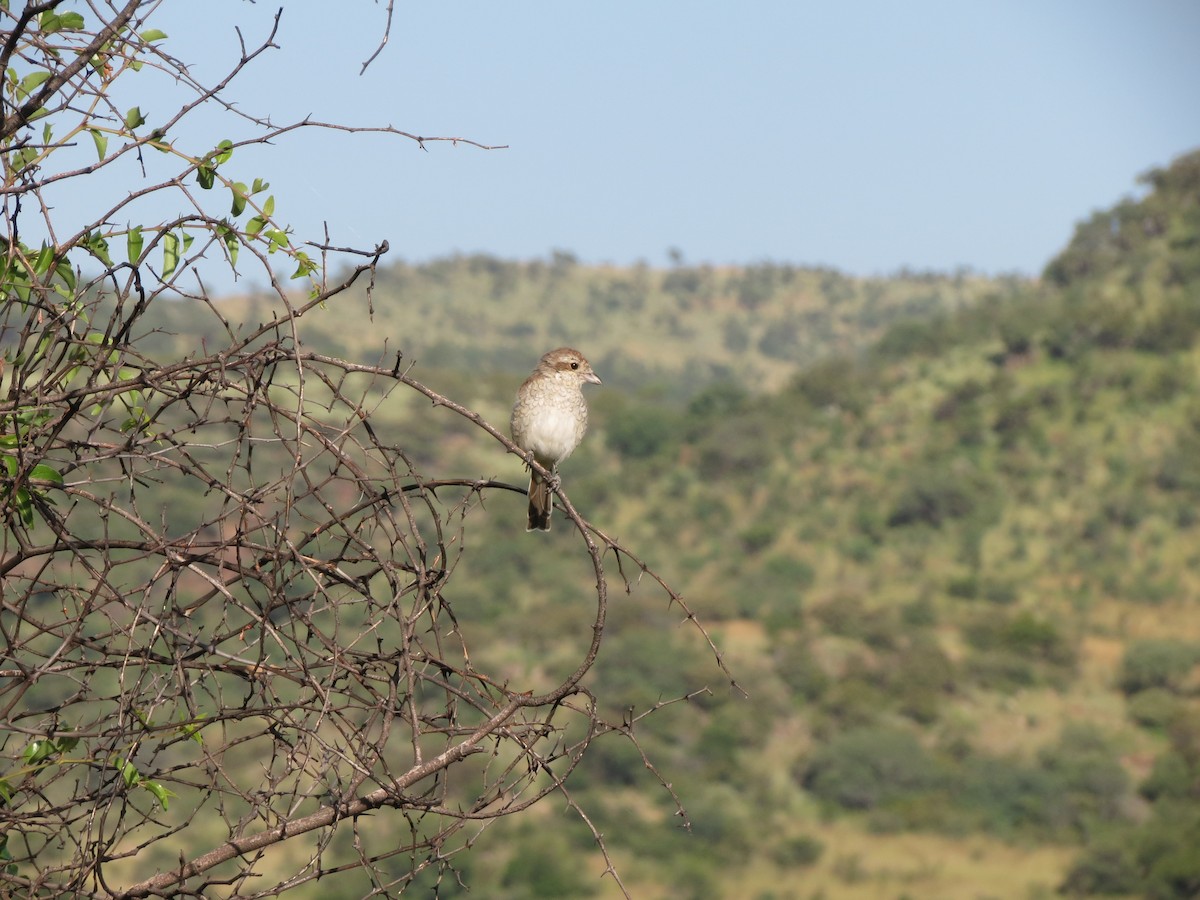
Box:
[789,357,865,411]
[1127,688,1186,730]
[965,649,1037,692]
[1060,834,1143,896]
[800,726,943,810]
[887,637,955,723]
[1136,803,1200,899]
[771,835,825,867]
[901,596,939,627]
[1140,751,1194,802]
[811,600,897,648]
[681,783,755,858]
[606,402,679,459]
[501,830,597,898]
[1118,639,1200,695]
[959,756,1069,836]
[1038,724,1132,828]
[686,380,750,421]
[875,317,947,358]
[739,521,778,553]
[965,610,1076,669]
[818,676,891,730]
[773,639,831,703]
[887,464,995,529]
[694,415,773,478]
[758,317,803,360]
[1002,611,1076,667]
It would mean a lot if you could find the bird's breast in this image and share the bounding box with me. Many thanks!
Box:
[515,398,587,464]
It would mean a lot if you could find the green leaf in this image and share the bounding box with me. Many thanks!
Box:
[56,735,79,752]
[251,177,269,194]
[230,183,248,216]
[42,122,52,144]
[16,71,51,100]
[139,28,168,43]
[181,232,194,252]
[28,463,63,487]
[41,10,83,32]
[33,244,54,275]
[124,106,145,130]
[127,225,143,262]
[214,139,234,164]
[89,128,108,161]
[245,216,265,237]
[196,164,214,190]
[0,837,15,875]
[23,739,53,765]
[147,129,170,151]
[53,254,74,281]
[262,195,275,218]
[290,251,318,280]
[180,715,206,745]
[84,231,112,267]
[161,232,179,278]
[16,489,33,526]
[12,146,38,172]
[218,222,239,267]
[266,229,288,249]
[114,757,139,788]
[143,780,171,809]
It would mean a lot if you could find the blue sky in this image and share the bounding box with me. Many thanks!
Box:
[53,1,1200,284]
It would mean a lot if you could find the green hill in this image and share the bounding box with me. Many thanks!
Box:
[26,148,1200,898]
[370,149,1200,898]
[160,251,1020,398]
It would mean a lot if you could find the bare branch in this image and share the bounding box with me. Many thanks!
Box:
[359,0,396,75]
[0,5,726,897]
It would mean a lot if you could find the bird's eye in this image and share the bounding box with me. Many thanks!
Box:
[570,362,579,370]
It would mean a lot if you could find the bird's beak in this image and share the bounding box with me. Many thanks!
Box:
[585,372,602,385]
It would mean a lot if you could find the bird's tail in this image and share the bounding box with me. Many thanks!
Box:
[526,471,552,532]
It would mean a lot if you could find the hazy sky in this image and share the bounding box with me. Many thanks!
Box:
[56,1,1200,283]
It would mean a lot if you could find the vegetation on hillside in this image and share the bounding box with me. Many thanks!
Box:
[341,150,1200,898]
[140,148,1200,898]
[157,253,1022,396]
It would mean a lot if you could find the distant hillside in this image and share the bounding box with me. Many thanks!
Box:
[573,148,1200,898]
[388,149,1200,898]
[126,149,1200,898]
[340,257,1022,392]
[151,253,1025,398]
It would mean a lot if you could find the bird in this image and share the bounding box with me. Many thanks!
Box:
[510,347,602,531]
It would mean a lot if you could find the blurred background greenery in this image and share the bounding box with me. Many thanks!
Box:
[132,149,1200,898]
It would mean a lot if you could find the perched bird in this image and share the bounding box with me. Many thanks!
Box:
[510,347,602,531]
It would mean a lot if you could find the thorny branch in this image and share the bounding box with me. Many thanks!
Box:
[0,3,729,898]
